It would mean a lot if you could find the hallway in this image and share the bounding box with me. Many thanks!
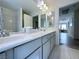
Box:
[49,32,79,59]
[49,45,79,59]
[59,32,79,49]
[59,32,68,45]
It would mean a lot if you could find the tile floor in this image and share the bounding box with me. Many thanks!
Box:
[49,32,79,59]
[49,45,79,59]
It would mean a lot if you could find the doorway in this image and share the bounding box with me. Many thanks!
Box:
[59,23,68,45]
[59,5,74,45]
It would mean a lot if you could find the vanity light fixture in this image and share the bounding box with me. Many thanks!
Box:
[45,6,48,10]
[70,23,72,26]
[51,16,54,20]
[37,0,48,11]
[37,0,44,7]
[47,12,52,16]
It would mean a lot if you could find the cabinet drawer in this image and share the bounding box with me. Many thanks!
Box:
[26,47,42,59]
[43,40,50,59]
[0,53,6,59]
[6,49,14,59]
[14,38,42,59]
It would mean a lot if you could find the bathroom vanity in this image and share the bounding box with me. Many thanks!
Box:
[0,7,56,59]
[0,29,56,59]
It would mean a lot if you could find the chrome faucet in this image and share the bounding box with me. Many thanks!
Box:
[0,29,9,37]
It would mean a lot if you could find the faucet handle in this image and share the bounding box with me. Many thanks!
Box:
[0,30,9,37]
[3,30,9,37]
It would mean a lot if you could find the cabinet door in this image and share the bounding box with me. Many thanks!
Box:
[50,33,56,51]
[0,53,6,59]
[50,36,54,51]
[0,49,13,59]
[53,32,56,46]
[14,38,41,59]
[43,40,50,59]
[26,47,42,59]
[6,49,14,59]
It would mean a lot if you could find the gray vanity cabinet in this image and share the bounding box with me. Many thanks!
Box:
[50,32,56,51]
[53,32,56,46]
[14,38,42,59]
[0,32,56,59]
[0,53,6,59]
[50,34,55,51]
[6,49,14,59]
[42,35,51,59]
[50,36,54,51]
[43,40,50,59]
[26,47,42,59]
[0,49,14,59]
[42,32,56,59]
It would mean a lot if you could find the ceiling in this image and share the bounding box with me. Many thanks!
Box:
[1,0,41,16]
[44,0,79,9]
[1,0,79,16]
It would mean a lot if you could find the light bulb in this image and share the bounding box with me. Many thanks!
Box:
[45,6,48,10]
[51,17,54,20]
[42,8,46,11]
[43,4,46,8]
[37,4,40,7]
[48,12,52,16]
[37,0,49,11]
[39,6,43,9]
[41,1,44,5]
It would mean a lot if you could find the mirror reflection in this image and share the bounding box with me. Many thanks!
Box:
[40,12,55,28]
[41,14,47,28]
[47,15,54,27]
[0,7,55,36]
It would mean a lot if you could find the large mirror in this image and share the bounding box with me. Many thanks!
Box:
[33,16,38,29]
[0,7,55,34]
[40,14,47,28]
[47,12,55,28]
[0,7,34,33]
[0,7,17,32]
[47,15,54,27]
[22,13,32,28]
[40,12,55,28]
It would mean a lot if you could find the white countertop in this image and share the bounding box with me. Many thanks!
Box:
[0,29,56,53]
